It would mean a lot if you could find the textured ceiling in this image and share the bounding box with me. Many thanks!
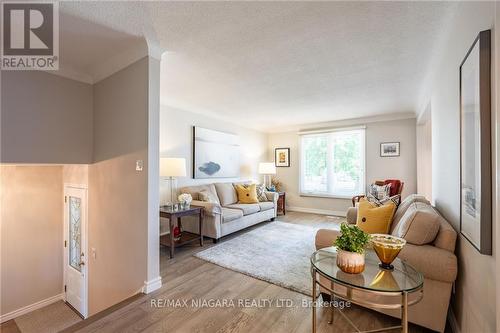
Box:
[61,1,456,131]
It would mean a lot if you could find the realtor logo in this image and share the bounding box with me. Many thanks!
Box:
[1,2,59,70]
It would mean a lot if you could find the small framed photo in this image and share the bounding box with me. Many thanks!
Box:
[275,148,290,167]
[380,142,400,157]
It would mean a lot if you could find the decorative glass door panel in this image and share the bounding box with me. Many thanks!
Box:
[69,196,82,272]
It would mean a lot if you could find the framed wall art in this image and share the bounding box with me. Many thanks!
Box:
[275,148,290,167]
[193,126,240,179]
[380,142,400,157]
[459,30,492,255]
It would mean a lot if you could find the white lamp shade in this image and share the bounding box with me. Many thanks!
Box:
[258,162,276,175]
[160,158,187,177]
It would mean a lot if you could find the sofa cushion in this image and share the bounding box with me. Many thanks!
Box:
[235,184,259,204]
[390,194,430,233]
[368,183,391,200]
[180,184,220,204]
[198,189,219,203]
[259,201,274,212]
[225,203,261,216]
[392,202,440,245]
[215,183,238,206]
[256,184,268,202]
[221,207,244,223]
[356,199,396,234]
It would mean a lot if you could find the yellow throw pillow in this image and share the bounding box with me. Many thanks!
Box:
[235,184,259,204]
[356,198,396,234]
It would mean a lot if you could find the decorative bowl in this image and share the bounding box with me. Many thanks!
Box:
[371,234,406,270]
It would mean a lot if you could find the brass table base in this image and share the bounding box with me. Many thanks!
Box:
[311,267,423,333]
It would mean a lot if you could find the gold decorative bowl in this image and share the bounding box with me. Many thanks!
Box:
[371,234,406,270]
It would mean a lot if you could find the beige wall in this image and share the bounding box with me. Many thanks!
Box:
[1,71,93,164]
[416,118,432,201]
[159,105,268,204]
[421,2,497,331]
[267,118,417,215]
[0,166,63,315]
[88,57,150,315]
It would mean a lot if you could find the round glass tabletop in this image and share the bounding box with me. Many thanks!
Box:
[311,247,423,293]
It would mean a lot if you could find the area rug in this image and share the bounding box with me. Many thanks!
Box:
[15,300,82,333]
[195,221,340,296]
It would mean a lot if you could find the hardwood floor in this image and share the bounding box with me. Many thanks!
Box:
[62,211,440,333]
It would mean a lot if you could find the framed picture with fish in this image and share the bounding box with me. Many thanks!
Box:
[193,126,240,179]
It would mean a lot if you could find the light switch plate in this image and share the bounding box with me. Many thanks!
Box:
[136,160,144,171]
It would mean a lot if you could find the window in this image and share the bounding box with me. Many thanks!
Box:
[300,128,365,197]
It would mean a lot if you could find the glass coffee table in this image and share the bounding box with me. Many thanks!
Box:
[311,247,423,333]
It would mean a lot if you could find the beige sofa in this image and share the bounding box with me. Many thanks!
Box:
[315,195,457,332]
[179,182,279,242]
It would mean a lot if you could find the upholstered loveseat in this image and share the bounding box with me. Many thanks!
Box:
[178,182,279,242]
[315,195,457,332]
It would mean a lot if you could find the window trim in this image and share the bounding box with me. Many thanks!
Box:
[299,127,366,198]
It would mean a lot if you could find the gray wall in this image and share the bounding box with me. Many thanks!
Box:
[422,2,498,331]
[267,117,417,215]
[1,71,93,164]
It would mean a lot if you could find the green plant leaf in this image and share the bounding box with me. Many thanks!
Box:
[333,223,371,254]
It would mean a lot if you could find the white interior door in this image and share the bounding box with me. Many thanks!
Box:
[64,185,88,318]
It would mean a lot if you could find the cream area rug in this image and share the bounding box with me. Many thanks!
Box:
[195,221,339,296]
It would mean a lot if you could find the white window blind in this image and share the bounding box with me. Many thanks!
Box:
[300,128,365,197]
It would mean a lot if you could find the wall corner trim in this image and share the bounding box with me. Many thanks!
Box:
[142,277,162,294]
[287,206,347,217]
[448,307,461,333]
[0,293,64,323]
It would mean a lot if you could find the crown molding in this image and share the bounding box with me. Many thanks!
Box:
[42,65,93,84]
[40,38,161,85]
[147,39,164,61]
[91,41,149,84]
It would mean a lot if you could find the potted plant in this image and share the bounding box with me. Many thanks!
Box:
[334,223,371,274]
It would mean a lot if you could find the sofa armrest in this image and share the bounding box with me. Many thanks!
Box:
[191,200,222,217]
[315,229,340,250]
[265,191,279,203]
[399,244,457,283]
[346,207,358,224]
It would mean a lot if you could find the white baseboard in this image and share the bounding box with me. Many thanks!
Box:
[287,206,346,217]
[448,307,460,333]
[142,276,162,294]
[0,293,64,323]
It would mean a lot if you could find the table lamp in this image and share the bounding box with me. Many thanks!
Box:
[160,158,187,205]
[259,162,276,189]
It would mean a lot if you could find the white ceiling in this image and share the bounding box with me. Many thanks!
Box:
[60,1,456,132]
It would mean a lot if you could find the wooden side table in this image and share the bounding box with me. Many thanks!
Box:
[159,205,204,258]
[277,192,286,215]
